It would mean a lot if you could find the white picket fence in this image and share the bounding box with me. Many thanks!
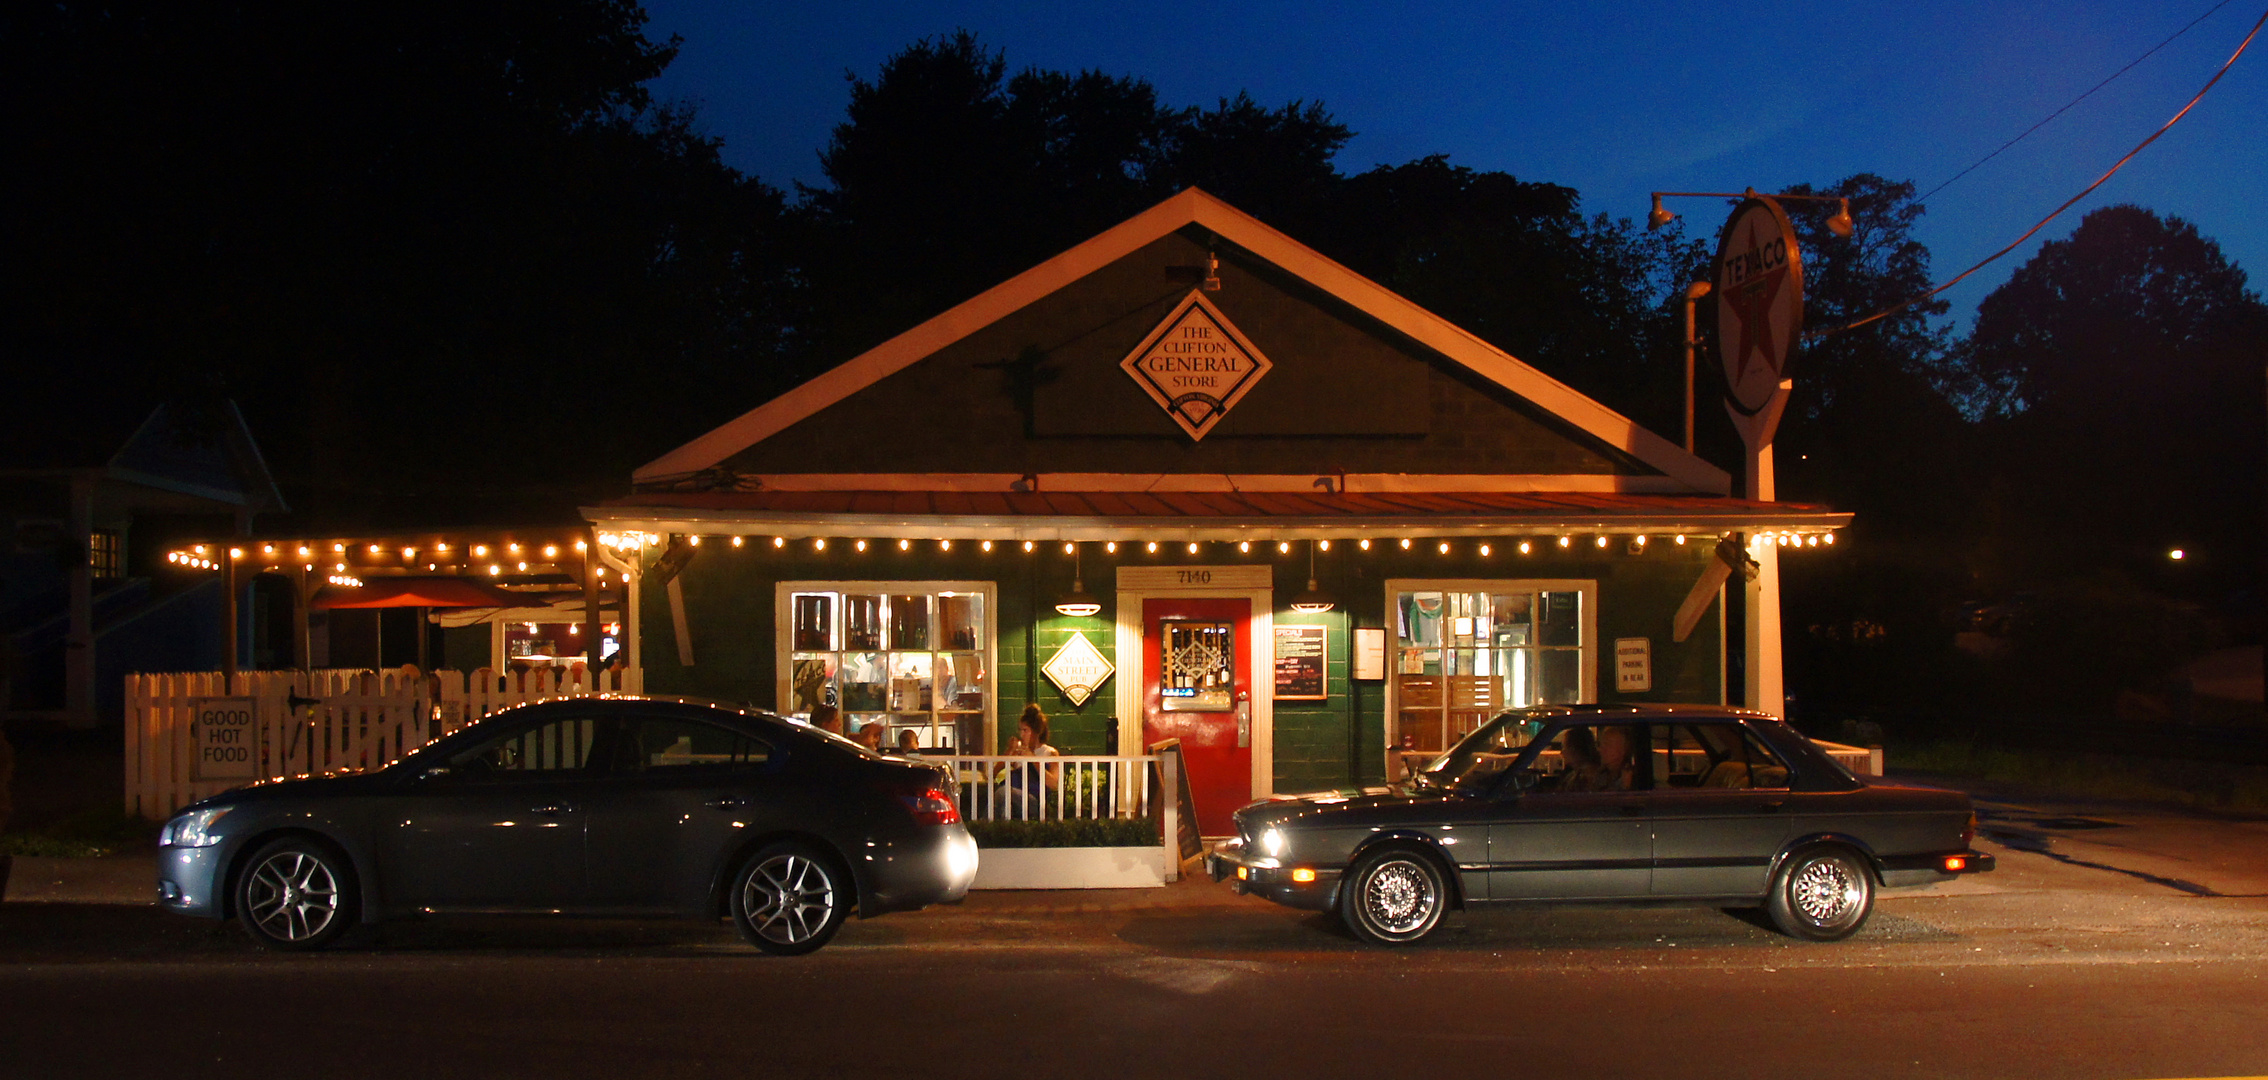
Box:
[941,755,1159,822]
[124,666,643,819]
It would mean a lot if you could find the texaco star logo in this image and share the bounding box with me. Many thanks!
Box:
[1714,198,1804,414]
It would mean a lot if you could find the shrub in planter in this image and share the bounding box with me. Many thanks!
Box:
[965,818,1161,849]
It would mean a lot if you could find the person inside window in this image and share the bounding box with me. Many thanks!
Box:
[856,722,886,753]
[895,728,921,754]
[1000,704,1060,812]
[808,703,843,737]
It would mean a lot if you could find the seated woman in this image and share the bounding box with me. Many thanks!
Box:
[996,704,1060,816]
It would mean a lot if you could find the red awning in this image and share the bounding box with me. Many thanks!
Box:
[309,578,534,610]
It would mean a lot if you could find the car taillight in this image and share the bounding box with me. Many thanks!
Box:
[901,786,960,826]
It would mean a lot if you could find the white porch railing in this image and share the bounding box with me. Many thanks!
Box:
[937,755,1159,822]
[124,666,642,819]
[933,752,1182,885]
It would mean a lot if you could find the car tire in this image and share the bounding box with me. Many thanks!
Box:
[1766,845,1874,941]
[731,842,851,956]
[235,837,358,950]
[1339,845,1449,946]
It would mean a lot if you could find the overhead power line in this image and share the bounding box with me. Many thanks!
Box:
[1917,0,2238,206]
[1811,4,2267,343]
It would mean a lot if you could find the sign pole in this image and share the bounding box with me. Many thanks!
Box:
[1712,193,1806,719]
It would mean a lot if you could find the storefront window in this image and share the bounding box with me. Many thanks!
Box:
[779,582,993,752]
[1387,580,1595,755]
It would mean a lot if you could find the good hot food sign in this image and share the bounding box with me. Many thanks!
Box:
[1121,290,1274,442]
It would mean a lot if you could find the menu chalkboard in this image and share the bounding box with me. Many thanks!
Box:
[1272,624,1328,700]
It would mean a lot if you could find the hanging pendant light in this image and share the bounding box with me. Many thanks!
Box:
[1056,541,1101,617]
[1288,539,1336,613]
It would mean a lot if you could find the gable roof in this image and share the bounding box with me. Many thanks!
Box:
[636,188,1729,495]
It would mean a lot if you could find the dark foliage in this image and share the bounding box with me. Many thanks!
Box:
[3,0,794,523]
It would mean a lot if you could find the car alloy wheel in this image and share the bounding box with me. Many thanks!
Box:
[1767,846,1874,941]
[236,838,356,950]
[732,843,849,956]
[1340,847,1447,945]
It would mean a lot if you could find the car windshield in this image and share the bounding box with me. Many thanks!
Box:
[1413,711,1544,793]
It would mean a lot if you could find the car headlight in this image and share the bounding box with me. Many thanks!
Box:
[158,807,232,848]
[1259,827,1287,858]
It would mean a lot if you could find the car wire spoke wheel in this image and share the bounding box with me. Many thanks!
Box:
[1341,849,1446,945]
[732,843,848,955]
[1767,847,1874,941]
[235,839,357,950]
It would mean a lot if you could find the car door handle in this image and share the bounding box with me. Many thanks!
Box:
[704,796,751,810]
[530,803,576,816]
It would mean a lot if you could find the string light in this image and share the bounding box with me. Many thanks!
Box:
[1063,542,1075,555]
[1557,536,1571,548]
[1106,541,1117,553]
[509,543,522,554]
[1824,533,1835,545]
[733,536,745,548]
[474,545,489,557]
[1480,544,1491,556]
[1519,541,1532,555]
[262,544,274,555]
[855,539,867,552]
[1239,541,1250,553]
[1187,542,1200,554]
[981,540,992,552]
[574,540,587,551]
[517,561,528,571]
[1318,540,1330,552]
[1146,542,1158,553]
[691,535,704,547]
[815,538,827,551]
[1438,542,1450,555]
[1278,541,1291,554]
[901,539,911,551]
[1675,535,1687,546]
[488,565,501,576]
[1023,540,1035,553]
[939,539,952,551]
[1399,539,1411,550]
[774,536,786,548]
[1359,539,1371,551]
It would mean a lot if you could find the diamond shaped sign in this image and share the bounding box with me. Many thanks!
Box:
[1120,290,1274,442]
[1041,630,1115,708]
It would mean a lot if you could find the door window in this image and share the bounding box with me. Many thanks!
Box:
[1658,723,1791,790]
[1159,619,1236,711]
[446,717,601,780]
[1525,723,1649,794]
[621,718,772,775]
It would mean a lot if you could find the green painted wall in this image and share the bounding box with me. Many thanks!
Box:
[636,537,1724,791]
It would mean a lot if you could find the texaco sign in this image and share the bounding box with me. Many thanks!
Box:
[1714,196,1805,415]
[1120,290,1273,441]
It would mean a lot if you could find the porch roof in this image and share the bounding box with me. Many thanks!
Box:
[586,489,1849,542]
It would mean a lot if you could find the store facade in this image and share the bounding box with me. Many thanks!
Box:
[590,189,1846,835]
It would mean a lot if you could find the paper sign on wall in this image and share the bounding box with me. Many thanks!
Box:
[1614,637,1653,693]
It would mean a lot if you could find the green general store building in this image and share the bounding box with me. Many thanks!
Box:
[590,189,1846,836]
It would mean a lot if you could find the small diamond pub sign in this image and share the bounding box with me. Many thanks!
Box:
[1120,290,1274,441]
[1041,631,1115,708]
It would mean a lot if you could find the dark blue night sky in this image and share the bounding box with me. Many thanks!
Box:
[636,0,2267,326]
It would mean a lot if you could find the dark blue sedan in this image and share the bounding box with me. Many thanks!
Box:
[157,696,976,954]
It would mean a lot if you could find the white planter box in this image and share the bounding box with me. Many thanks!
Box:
[970,846,1166,890]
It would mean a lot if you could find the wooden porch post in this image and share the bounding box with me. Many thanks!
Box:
[583,526,603,673]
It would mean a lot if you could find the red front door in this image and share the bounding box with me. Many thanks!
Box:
[1142,597,1251,837]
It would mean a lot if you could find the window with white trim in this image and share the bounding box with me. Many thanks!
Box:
[775,581,995,752]
[1386,579,1597,756]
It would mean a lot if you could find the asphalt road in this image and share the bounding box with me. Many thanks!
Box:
[6,789,2268,1080]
